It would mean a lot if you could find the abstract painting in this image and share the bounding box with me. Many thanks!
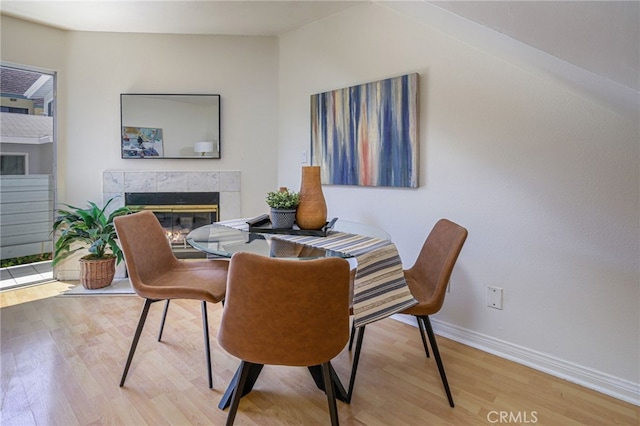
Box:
[311,73,418,187]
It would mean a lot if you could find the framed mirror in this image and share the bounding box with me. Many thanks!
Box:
[120,94,221,159]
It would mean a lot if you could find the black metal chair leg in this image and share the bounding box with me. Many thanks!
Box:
[348,321,356,350]
[158,299,170,341]
[120,298,154,387]
[417,316,430,358]
[347,325,366,403]
[422,316,454,407]
[322,362,339,426]
[202,301,213,389]
[226,361,252,426]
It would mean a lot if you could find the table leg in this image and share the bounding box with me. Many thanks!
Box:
[218,361,348,410]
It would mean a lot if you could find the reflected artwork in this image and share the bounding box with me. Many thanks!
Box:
[122,127,164,158]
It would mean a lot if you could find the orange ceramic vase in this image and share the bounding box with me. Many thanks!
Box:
[295,166,327,230]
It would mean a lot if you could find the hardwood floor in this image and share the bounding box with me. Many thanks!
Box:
[1,282,638,425]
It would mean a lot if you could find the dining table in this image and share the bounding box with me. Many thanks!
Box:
[186,217,417,409]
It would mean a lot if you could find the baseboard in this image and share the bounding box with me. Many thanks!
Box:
[391,314,640,406]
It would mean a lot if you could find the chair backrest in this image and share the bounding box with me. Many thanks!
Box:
[218,252,351,367]
[406,219,468,312]
[114,210,179,294]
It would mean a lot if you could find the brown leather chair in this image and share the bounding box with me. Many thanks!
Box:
[348,219,468,407]
[114,210,229,389]
[218,252,351,426]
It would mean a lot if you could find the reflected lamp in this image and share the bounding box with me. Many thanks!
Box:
[194,141,214,156]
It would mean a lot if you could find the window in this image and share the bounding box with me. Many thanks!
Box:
[0,106,29,114]
[0,154,28,175]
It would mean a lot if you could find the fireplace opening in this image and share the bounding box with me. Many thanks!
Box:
[125,192,219,258]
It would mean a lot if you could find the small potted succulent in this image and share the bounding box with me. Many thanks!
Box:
[265,187,300,229]
[52,197,134,289]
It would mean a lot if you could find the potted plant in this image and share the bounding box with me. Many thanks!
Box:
[265,187,300,229]
[52,197,134,289]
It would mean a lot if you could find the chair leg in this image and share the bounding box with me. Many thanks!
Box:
[202,301,213,389]
[348,321,356,350]
[417,316,430,358]
[422,316,454,407]
[158,299,170,341]
[347,325,366,403]
[226,360,252,426]
[322,362,340,426]
[120,298,154,387]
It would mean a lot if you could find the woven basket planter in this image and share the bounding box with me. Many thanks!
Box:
[79,256,116,289]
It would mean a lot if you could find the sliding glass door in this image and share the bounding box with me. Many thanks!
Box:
[0,63,56,289]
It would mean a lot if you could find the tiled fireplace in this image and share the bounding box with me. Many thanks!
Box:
[101,170,241,277]
[54,171,240,281]
[102,170,240,218]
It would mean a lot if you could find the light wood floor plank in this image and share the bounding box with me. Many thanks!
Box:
[1,282,638,425]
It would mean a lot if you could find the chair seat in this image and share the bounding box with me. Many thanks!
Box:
[134,259,228,303]
[400,273,439,316]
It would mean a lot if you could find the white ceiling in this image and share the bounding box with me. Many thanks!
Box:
[1,1,638,93]
[428,1,639,93]
[0,1,363,36]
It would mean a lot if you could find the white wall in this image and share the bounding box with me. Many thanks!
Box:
[1,15,279,219]
[278,3,639,402]
[62,31,278,215]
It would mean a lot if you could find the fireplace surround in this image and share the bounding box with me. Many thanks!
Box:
[102,170,240,219]
[93,169,241,279]
[53,171,240,280]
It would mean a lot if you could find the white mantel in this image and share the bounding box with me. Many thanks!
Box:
[102,170,241,220]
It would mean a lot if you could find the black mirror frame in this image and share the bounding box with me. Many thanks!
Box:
[120,93,221,159]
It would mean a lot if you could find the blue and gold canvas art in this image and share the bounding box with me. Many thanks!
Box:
[311,73,418,188]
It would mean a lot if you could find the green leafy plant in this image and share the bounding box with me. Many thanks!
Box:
[52,197,134,266]
[265,188,300,210]
[1,253,52,268]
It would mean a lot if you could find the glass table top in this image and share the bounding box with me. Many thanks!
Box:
[186,223,345,259]
[186,219,390,259]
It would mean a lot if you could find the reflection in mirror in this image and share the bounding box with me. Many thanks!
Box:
[120,94,220,159]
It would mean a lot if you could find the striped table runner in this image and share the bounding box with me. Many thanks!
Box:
[216,219,417,328]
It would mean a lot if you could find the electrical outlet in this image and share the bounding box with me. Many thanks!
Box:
[487,286,503,310]
[301,150,307,163]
